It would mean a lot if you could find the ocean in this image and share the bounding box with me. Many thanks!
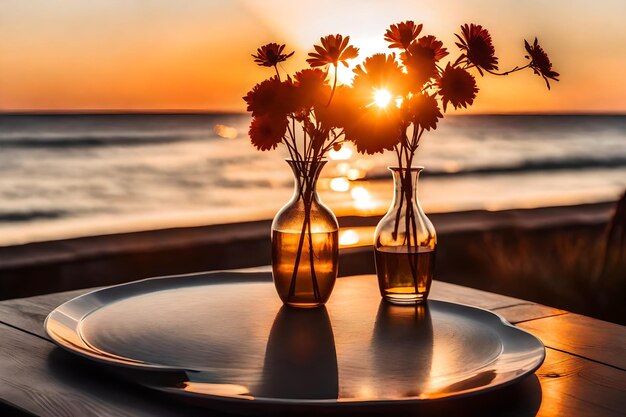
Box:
[0,113,625,245]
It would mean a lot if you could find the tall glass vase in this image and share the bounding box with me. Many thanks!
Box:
[374,166,437,305]
[271,159,339,308]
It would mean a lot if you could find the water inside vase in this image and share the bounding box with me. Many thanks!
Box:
[272,229,338,308]
[375,246,436,305]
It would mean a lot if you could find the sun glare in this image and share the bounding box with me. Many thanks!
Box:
[373,89,392,108]
[329,65,355,86]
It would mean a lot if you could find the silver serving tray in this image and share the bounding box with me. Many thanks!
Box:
[45,271,545,412]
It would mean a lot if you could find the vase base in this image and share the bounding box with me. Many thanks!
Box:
[382,293,428,305]
[284,301,326,309]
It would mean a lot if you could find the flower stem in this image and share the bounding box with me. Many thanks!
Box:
[287,174,308,300]
[307,205,321,302]
[286,162,321,303]
[391,143,420,293]
[404,170,419,292]
[392,148,405,241]
[326,64,338,106]
[486,63,531,76]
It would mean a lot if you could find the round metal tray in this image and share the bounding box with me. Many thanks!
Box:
[45,272,545,412]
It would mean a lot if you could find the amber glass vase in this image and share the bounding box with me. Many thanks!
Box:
[271,159,339,308]
[374,167,437,305]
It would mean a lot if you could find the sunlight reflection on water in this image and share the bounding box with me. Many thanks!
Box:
[213,124,238,139]
[329,144,353,160]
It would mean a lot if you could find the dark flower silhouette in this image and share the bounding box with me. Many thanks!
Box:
[401,42,439,87]
[384,21,423,49]
[307,34,359,68]
[249,114,288,150]
[243,77,295,117]
[404,93,443,131]
[315,86,356,130]
[455,24,498,75]
[352,53,408,103]
[417,35,449,62]
[244,23,557,160]
[252,43,294,67]
[438,64,479,111]
[525,38,560,90]
[343,106,403,154]
[293,69,331,108]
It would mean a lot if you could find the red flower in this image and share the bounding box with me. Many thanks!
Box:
[252,43,294,67]
[455,24,498,75]
[352,53,408,104]
[293,68,331,108]
[401,42,438,87]
[417,35,449,62]
[343,105,403,154]
[248,114,288,151]
[243,77,295,117]
[384,21,423,49]
[437,64,479,111]
[307,34,359,68]
[525,38,560,90]
[315,86,356,130]
[404,93,443,131]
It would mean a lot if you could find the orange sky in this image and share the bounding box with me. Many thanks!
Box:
[1,0,625,113]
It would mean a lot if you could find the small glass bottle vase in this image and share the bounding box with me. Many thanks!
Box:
[271,159,339,308]
[374,166,437,305]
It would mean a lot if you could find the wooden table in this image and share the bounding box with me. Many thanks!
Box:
[0,271,624,417]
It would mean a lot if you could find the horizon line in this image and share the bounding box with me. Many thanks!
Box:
[1,109,626,117]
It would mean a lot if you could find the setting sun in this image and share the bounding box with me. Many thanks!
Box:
[373,89,392,108]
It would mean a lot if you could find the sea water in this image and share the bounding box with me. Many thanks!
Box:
[0,113,625,245]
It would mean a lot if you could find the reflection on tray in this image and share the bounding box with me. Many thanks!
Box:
[256,306,338,399]
[371,302,434,398]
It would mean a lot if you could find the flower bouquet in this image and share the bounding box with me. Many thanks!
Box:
[337,21,558,304]
[243,37,360,307]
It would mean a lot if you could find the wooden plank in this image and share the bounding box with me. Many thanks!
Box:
[431,281,532,310]
[0,324,226,417]
[0,288,96,339]
[519,313,626,370]
[535,348,626,416]
[493,303,567,325]
[428,279,567,325]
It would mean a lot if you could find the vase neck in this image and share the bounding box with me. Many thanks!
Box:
[287,159,326,201]
[389,166,423,209]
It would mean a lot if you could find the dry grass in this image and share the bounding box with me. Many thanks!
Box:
[470,195,626,324]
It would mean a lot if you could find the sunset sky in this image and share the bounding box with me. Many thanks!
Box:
[1,0,625,113]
